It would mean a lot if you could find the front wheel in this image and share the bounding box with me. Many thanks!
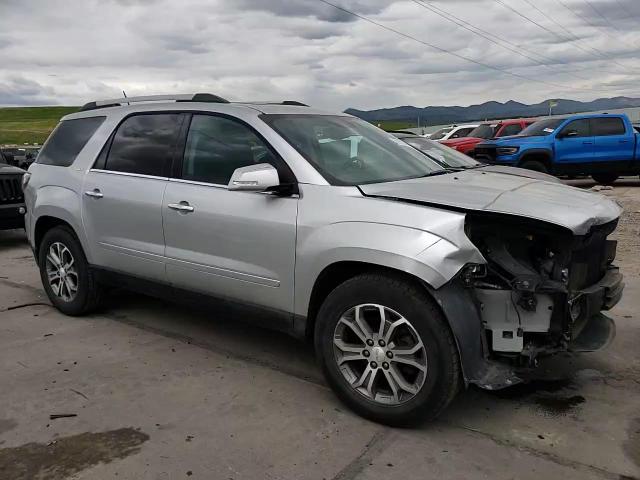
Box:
[314,274,461,426]
[38,226,102,315]
[519,159,549,173]
[592,173,618,185]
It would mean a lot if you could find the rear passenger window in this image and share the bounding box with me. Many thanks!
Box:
[592,117,625,136]
[38,116,105,167]
[498,124,523,137]
[105,114,182,177]
[181,114,279,185]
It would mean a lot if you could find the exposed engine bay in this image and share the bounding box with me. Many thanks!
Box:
[463,213,623,366]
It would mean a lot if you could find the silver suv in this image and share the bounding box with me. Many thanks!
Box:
[24,94,624,425]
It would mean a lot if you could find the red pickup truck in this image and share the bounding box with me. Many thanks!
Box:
[441,118,535,155]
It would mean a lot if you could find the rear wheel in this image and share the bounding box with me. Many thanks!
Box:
[592,173,618,185]
[315,274,460,426]
[38,226,102,315]
[519,159,549,173]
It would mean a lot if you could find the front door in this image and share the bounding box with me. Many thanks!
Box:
[554,118,594,169]
[162,113,298,315]
[82,112,185,281]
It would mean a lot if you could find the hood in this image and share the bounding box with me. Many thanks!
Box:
[478,135,549,147]
[476,165,561,183]
[0,163,25,175]
[441,136,483,147]
[359,170,621,235]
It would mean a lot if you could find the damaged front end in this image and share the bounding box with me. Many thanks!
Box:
[463,213,623,375]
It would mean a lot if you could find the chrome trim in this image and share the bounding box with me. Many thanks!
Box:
[98,242,165,263]
[169,178,227,189]
[165,255,280,287]
[89,169,169,181]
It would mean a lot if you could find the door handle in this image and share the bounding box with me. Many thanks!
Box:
[84,189,103,198]
[582,141,593,145]
[619,140,629,143]
[168,202,195,213]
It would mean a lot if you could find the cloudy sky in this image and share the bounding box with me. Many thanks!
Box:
[0,0,638,110]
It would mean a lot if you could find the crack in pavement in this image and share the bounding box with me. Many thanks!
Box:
[1,302,50,313]
[445,421,636,480]
[330,429,395,480]
[0,278,46,297]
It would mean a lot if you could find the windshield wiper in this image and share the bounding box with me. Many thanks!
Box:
[418,169,455,178]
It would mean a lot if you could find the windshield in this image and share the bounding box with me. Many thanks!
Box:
[263,115,446,185]
[520,118,565,136]
[467,124,497,139]
[400,137,479,168]
[428,127,453,141]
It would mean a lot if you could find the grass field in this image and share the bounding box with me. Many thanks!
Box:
[0,106,418,145]
[376,120,416,131]
[0,106,79,145]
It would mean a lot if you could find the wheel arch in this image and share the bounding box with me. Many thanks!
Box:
[30,185,91,263]
[33,214,88,263]
[297,260,487,387]
[517,149,553,171]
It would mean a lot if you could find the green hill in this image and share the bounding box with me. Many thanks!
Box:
[0,106,79,145]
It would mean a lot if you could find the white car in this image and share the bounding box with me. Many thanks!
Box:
[427,124,479,141]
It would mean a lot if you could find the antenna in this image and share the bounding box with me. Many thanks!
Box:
[122,90,129,105]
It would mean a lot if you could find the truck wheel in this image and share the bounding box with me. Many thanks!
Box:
[38,226,103,315]
[314,274,461,426]
[592,173,618,185]
[519,160,549,173]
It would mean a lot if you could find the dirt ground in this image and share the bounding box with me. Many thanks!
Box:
[0,179,639,480]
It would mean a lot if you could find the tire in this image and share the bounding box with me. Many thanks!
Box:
[519,159,549,173]
[38,226,102,315]
[314,274,461,426]
[591,173,618,185]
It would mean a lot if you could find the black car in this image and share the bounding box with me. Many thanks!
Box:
[389,131,560,183]
[0,151,27,230]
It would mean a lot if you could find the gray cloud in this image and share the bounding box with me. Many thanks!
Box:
[0,0,638,110]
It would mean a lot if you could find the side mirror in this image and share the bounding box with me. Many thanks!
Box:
[559,130,578,139]
[228,163,280,192]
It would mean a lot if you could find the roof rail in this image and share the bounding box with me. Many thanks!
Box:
[79,93,229,112]
[234,100,309,107]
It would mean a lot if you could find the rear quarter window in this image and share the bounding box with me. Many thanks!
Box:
[37,116,105,167]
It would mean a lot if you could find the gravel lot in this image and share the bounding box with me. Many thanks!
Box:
[0,180,639,480]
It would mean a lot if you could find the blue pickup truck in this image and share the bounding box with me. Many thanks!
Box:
[473,113,640,184]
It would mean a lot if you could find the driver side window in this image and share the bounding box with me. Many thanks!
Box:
[559,119,590,138]
[182,114,279,185]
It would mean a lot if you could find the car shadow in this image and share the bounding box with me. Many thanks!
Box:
[0,229,28,250]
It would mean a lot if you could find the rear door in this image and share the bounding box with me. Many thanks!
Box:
[591,117,634,166]
[162,113,298,315]
[82,112,185,281]
[554,118,594,166]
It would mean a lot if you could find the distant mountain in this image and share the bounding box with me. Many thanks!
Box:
[344,97,640,126]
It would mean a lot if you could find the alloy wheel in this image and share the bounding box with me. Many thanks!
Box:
[333,303,427,405]
[45,242,79,302]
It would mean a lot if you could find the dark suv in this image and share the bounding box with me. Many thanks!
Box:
[0,151,27,230]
